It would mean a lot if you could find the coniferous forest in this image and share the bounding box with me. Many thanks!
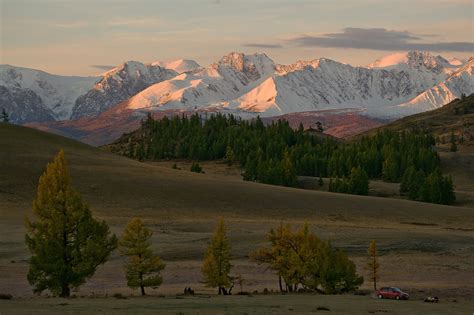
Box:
[110,113,455,205]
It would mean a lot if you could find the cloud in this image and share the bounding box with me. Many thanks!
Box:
[90,65,116,71]
[288,28,474,52]
[49,21,89,29]
[242,43,283,49]
[106,18,160,27]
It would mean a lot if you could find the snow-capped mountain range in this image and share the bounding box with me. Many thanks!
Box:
[0,65,96,122]
[1,51,472,124]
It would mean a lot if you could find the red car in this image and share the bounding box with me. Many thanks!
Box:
[376,287,409,300]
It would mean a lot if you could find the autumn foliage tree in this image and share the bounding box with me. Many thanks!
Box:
[119,218,165,296]
[25,150,117,297]
[224,146,235,166]
[252,223,363,294]
[366,240,380,290]
[201,219,233,295]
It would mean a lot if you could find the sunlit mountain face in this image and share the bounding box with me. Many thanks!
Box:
[1,51,472,125]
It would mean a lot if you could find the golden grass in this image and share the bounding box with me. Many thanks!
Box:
[1,123,473,309]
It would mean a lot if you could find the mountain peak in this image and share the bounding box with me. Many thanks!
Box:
[212,52,276,79]
[101,60,149,77]
[368,51,454,72]
[150,59,200,73]
[217,52,274,68]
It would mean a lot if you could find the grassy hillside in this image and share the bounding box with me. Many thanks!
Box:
[2,122,471,224]
[356,94,474,143]
[352,94,474,208]
[1,123,473,305]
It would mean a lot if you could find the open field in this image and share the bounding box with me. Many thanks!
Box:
[153,159,473,206]
[1,123,474,313]
[1,294,473,315]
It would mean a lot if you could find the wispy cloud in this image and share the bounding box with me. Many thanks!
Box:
[46,18,160,29]
[49,21,89,29]
[288,28,474,52]
[242,43,283,49]
[106,18,160,27]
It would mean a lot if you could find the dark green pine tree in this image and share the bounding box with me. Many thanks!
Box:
[418,169,456,205]
[450,133,458,152]
[242,153,257,181]
[441,175,456,205]
[282,150,298,187]
[349,167,369,195]
[318,175,324,187]
[1,108,9,123]
[382,156,399,182]
[400,166,417,194]
[408,170,426,200]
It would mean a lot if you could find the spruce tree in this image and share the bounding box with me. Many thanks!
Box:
[282,150,297,187]
[318,244,363,294]
[119,218,165,296]
[190,162,203,173]
[25,150,117,297]
[349,167,369,195]
[316,121,324,133]
[400,166,416,194]
[382,156,398,182]
[1,108,9,123]
[409,170,426,200]
[441,176,456,205]
[366,240,379,290]
[450,133,458,152]
[202,219,232,295]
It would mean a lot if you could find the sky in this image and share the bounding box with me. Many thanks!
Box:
[1,0,473,76]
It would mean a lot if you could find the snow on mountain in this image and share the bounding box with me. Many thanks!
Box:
[446,57,466,67]
[71,61,177,119]
[233,57,449,117]
[368,51,458,74]
[124,51,470,119]
[2,51,471,125]
[150,59,201,73]
[370,58,474,118]
[237,52,471,118]
[124,52,276,111]
[0,85,55,123]
[0,65,97,121]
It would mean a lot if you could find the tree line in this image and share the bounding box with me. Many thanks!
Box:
[111,113,454,205]
[25,151,374,297]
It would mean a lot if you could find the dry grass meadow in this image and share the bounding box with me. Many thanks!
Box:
[1,123,473,314]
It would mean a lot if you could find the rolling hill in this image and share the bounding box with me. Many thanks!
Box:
[357,93,474,143]
[3,122,472,221]
[1,123,473,300]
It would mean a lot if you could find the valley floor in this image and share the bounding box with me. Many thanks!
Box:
[1,294,473,315]
[1,124,473,314]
